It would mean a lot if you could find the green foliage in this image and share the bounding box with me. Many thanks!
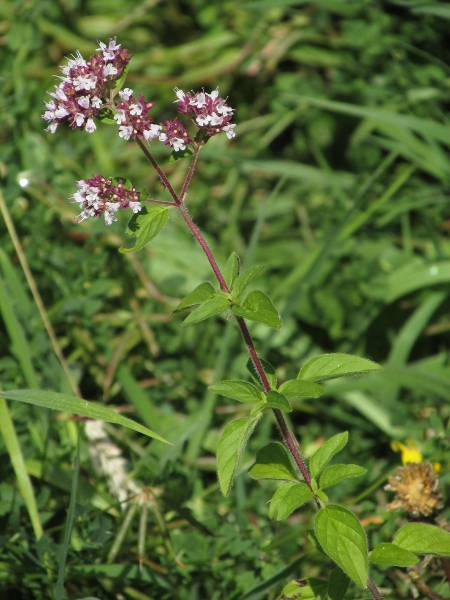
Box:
[319,464,367,489]
[370,543,419,567]
[173,281,216,311]
[209,380,263,403]
[232,290,282,329]
[1,0,450,598]
[120,204,169,254]
[299,353,382,384]
[181,293,230,325]
[249,442,297,482]
[314,505,369,589]
[308,432,348,479]
[216,415,261,495]
[265,390,292,412]
[269,482,314,520]
[1,389,169,443]
[393,523,450,556]
[278,379,324,398]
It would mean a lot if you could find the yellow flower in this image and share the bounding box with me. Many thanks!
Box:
[390,440,423,465]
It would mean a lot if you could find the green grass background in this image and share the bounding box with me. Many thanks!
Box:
[0,1,449,598]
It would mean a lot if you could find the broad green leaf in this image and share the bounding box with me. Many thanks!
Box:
[217,415,261,496]
[370,543,419,567]
[246,358,277,390]
[173,282,215,312]
[298,353,381,383]
[232,290,282,329]
[182,294,230,326]
[279,379,324,398]
[277,578,327,600]
[308,432,348,479]
[249,442,297,482]
[327,568,350,600]
[314,505,369,589]
[393,523,450,556]
[233,266,266,297]
[0,389,170,444]
[265,390,292,412]
[223,252,240,289]
[319,464,367,489]
[269,482,314,520]
[209,380,263,404]
[120,205,169,254]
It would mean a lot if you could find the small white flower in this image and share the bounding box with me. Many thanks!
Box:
[208,88,219,100]
[118,125,133,140]
[119,88,133,101]
[103,64,118,77]
[174,87,185,102]
[209,112,223,126]
[130,103,142,116]
[159,132,168,142]
[191,92,206,108]
[46,122,58,134]
[77,96,90,109]
[74,113,85,127]
[85,118,96,133]
[91,96,102,109]
[55,105,70,118]
[114,109,126,124]
[196,114,211,126]
[171,138,186,152]
[143,124,162,141]
[223,124,236,139]
[129,201,142,213]
[74,74,97,91]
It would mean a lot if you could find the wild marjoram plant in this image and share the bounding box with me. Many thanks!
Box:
[7,37,448,599]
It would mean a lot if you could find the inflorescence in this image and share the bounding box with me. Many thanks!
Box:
[43,38,236,224]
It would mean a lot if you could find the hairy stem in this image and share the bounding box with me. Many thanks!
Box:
[176,197,314,491]
[367,578,384,600]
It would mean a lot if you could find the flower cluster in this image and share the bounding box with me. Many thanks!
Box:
[42,39,131,134]
[159,118,193,152]
[114,88,160,141]
[71,175,142,225]
[174,87,236,140]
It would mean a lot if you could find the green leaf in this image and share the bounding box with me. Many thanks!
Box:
[173,282,215,312]
[393,523,450,556]
[249,442,298,482]
[0,389,170,444]
[279,379,324,398]
[319,464,367,489]
[370,543,419,567]
[265,390,292,412]
[246,358,277,389]
[308,432,348,479]
[169,146,195,163]
[181,294,230,326]
[298,353,381,383]
[112,64,129,96]
[232,291,282,329]
[269,482,314,520]
[208,380,263,404]
[120,205,169,254]
[217,415,261,496]
[233,266,266,297]
[223,252,240,289]
[277,578,327,600]
[327,568,350,600]
[314,505,369,589]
